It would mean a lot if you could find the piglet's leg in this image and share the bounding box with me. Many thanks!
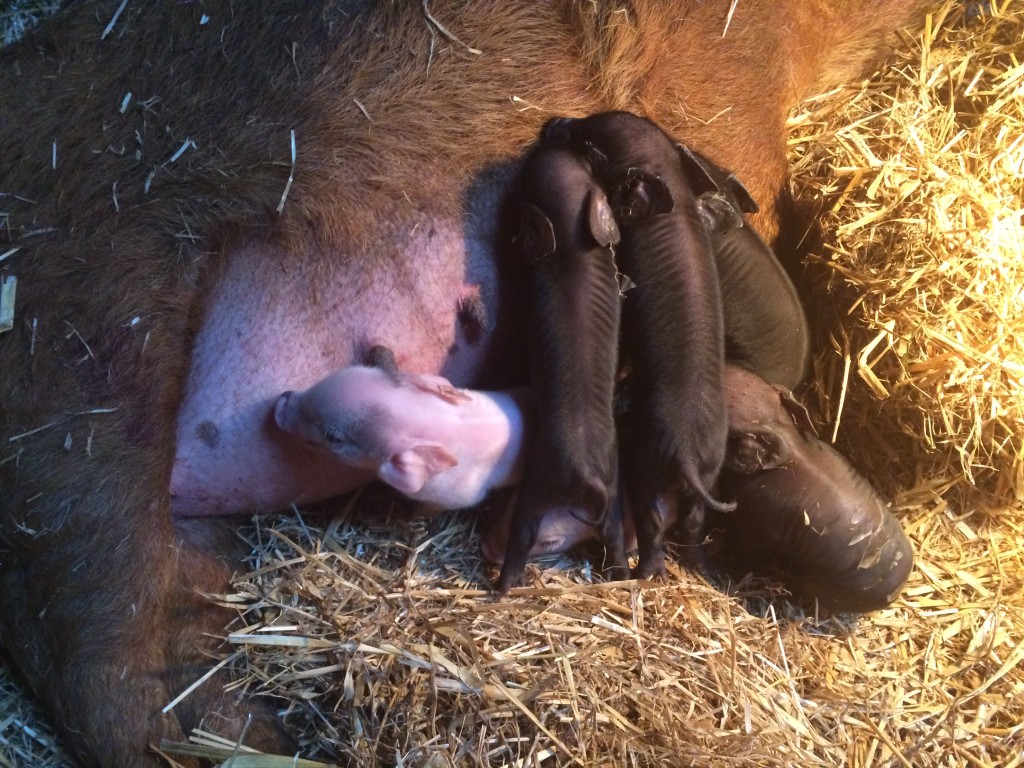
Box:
[675,495,710,572]
[479,490,632,575]
[598,475,630,580]
[629,492,669,580]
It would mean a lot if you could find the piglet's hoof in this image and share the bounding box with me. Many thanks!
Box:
[712,366,913,612]
[631,554,668,581]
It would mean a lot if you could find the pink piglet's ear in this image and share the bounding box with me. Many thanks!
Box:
[378,443,459,496]
[405,372,472,404]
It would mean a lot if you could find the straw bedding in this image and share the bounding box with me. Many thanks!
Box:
[792,0,1024,511]
[2,1,1022,766]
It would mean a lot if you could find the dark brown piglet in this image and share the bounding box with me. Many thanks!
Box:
[712,366,913,612]
[495,146,627,591]
[542,111,734,579]
[678,145,811,390]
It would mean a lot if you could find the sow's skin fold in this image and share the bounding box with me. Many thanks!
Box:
[711,366,914,612]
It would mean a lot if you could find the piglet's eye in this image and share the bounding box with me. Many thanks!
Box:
[322,430,346,446]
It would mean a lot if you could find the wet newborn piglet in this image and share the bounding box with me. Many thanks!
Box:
[495,145,627,592]
[542,111,734,578]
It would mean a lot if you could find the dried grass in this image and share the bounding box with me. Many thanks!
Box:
[0,666,62,768]
[193,477,1024,767]
[5,2,1024,767]
[0,0,62,47]
[790,0,1024,511]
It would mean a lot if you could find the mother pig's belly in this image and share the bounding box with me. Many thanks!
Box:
[171,216,503,516]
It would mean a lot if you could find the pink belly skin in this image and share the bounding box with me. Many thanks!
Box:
[171,203,510,516]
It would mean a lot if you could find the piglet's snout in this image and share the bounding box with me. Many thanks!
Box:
[273,391,295,432]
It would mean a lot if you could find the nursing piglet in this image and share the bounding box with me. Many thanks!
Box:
[273,351,528,510]
[677,145,810,390]
[712,366,913,611]
[542,111,734,578]
[495,146,627,591]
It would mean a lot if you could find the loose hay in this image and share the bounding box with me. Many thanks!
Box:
[0,0,62,47]
[5,2,1024,767]
[0,666,62,768]
[789,0,1024,510]
[205,483,1024,767]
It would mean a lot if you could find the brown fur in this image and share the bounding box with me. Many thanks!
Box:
[0,1,931,764]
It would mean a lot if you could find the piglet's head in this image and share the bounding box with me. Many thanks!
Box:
[722,364,816,474]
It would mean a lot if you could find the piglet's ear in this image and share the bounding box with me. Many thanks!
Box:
[380,443,459,495]
[613,168,673,226]
[581,141,608,171]
[726,431,788,473]
[775,386,818,437]
[677,143,760,214]
[406,372,471,404]
[586,187,620,247]
[723,173,759,214]
[675,143,719,198]
[519,202,557,263]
